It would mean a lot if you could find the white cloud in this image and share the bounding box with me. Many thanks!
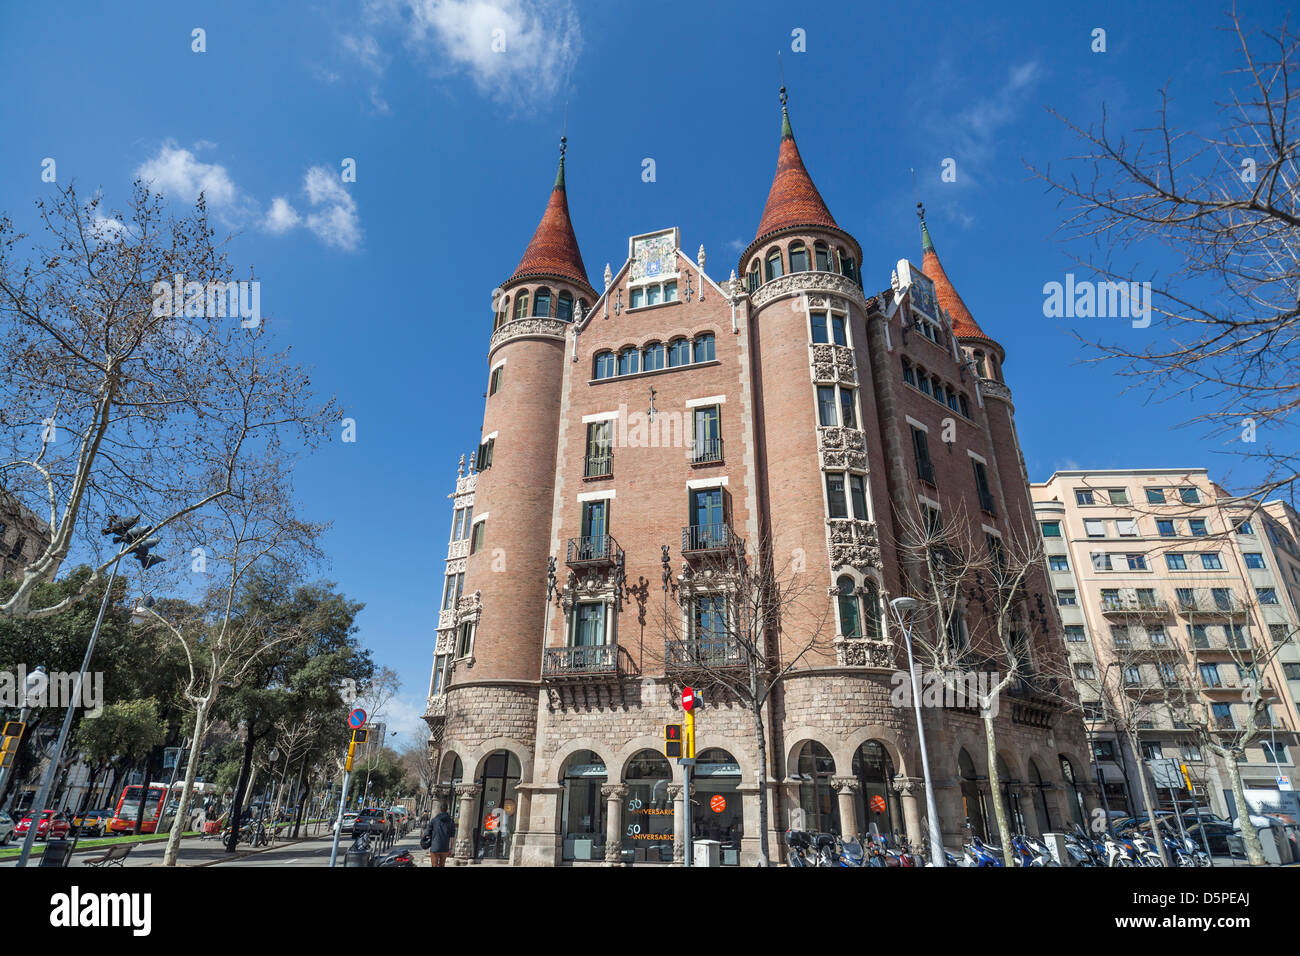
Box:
[342,32,387,73]
[302,166,362,250]
[264,196,301,234]
[135,142,240,209]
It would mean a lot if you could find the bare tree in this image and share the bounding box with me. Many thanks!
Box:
[1032,10,1300,504]
[647,532,835,867]
[0,182,336,619]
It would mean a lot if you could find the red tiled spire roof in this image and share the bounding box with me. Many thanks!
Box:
[509,141,593,294]
[919,215,998,347]
[753,96,838,240]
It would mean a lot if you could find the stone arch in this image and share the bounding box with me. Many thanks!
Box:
[437,747,467,782]
[614,736,683,782]
[467,737,533,784]
[845,727,911,779]
[694,738,754,781]
[784,728,839,778]
[550,738,613,783]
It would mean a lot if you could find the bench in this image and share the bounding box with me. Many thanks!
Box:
[83,843,134,867]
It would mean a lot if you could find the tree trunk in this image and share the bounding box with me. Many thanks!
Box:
[226,731,256,852]
[291,759,308,838]
[981,711,1014,866]
[1225,754,1265,865]
[752,700,770,866]
[1128,732,1170,865]
[164,704,209,866]
[132,751,154,835]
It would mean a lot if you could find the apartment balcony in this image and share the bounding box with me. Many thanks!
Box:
[682,523,742,556]
[583,452,612,480]
[690,437,724,467]
[665,638,746,671]
[1099,597,1169,618]
[1175,594,1246,617]
[541,643,620,681]
[566,534,621,569]
[1192,638,1253,660]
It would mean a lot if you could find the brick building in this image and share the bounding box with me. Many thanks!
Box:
[425,94,1094,865]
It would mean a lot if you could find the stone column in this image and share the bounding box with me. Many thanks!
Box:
[516,783,564,867]
[430,785,450,815]
[893,775,924,847]
[736,782,762,866]
[832,777,860,838]
[452,783,480,863]
[602,784,627,865]
[667,784,684,864]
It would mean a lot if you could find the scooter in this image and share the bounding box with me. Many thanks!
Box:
[1126,830,1165,867]
[785,829,814,867]
[1100,830,1135,867]
[1010,833,1058,866]
[963,835,1005,867]
[372,845,417,867]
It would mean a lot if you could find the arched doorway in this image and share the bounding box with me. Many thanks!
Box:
[996,754,1025,834]
[853,741,901,838]
[561,750,606,862]
[957,748,988,840]
[796,742,840,835]
[694,748,742,865]
[474,750,521,860]
[440,755,463,826]
[1028,758,1052,834]
[623,751,673,863]
[1059,755,1086,827]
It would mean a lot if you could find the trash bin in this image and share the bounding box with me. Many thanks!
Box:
[693,839,721,867]
[345,847,373,867]
[39,839,73,868]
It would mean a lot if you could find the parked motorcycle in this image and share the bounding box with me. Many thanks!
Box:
[962,835,1004,867]
[1009,833,1059,867]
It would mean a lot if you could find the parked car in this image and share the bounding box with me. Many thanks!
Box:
[351,808,393,842]
[334,811,360,834]
[15,810,71,841]
[1186,819,1235,855]
[0,811,15,845]
[72,808,115,838]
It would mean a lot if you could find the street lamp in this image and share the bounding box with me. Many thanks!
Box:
[890,596,946,867]
[17,515,164,867]
[0,666,47,812]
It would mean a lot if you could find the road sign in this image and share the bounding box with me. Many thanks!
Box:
[682,687,695,711]
[664,724,683,759]
[710,795,726,813]
[348,708,367,729]
[1279,775,1293,792]
[869,794,887,814]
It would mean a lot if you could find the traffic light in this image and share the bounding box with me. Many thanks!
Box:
[352,728,368,744]
[103,514,165,570]
[0,721,25,769]
[664,723,683,759]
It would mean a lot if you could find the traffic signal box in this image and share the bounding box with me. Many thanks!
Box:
[345,727,368,772]
[1,721,25,769]
[664,724,683,759]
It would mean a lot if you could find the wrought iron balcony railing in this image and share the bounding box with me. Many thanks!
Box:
[584,452,612,479]
[542,644,618,677]
[1100,598,1169,616]
[665,638,745,669]
[566,534,620,567]
[690,438,724,465]
[682,523,741,554]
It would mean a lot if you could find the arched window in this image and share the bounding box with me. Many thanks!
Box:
[593,352,616,380]
[837,575,861,638]
[917,369,932,396]
[1028,758,1052,834]
[1059,755,1086,827]
[623,751,673,862]
[695,749,743,865]
[668,338,690,367]
[514,291,530,319]
[693,333,716,363]
[789,243,809,273]
[618,347,640,376]
[475,750,521,860]
[534,287,552,317]
[854,742,900,839]
[958,749,988,841]
[973,351,987,378]
[838,250,858,284]
[997,754,1026,834]
[557,291,574,321]
[945,386,959,412]
[901,358,916,386]
[930,375,943,397]
[765,249,784,282]
[643,342,665,371]
[862,580,882,640]
[814,242,831,272]
[562,750,607,861]
[796,742,840,835]
[747,263,759,292]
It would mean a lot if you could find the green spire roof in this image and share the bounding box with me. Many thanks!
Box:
[781,106,793,140]
[920,215,934,253]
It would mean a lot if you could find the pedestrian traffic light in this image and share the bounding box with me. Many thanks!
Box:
[103,514,165,569]
[664,723,682,758]
[0,721,24,769]
[352,728,368,744]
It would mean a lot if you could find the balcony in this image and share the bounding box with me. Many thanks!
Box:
[566,534,621,569]
[1175,593,1245,616]
[542,644,619,680]
[583,452,612,480]
[690,437,724,466]
[1100,597,1169,617]
[665,638,746,671]
[682,523,742,555]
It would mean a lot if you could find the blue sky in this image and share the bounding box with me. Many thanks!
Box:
[0,0,1288,738]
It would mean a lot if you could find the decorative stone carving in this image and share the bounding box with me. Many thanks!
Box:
[560,567,621,613]
[455,474,477,496]
[826,518,882,574]
[979,377,1014,405]
[834,637,895,668]
[434,632,456,655]
[892,775,922,796]
[437,609,455,630]
[488,317,567,356]
[456,590,483,626]
[424,695,447,719]
[601,784,628,799]
[446,557,466,575]
[810,344,857,385]
[831,776,861,794]
[448,540,469,560]
[817,426,868,472]
[751,271,868,311]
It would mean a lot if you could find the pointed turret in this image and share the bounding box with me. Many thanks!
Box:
[508,138,595,296]
[918,211,997,347]
[753,89,839,240]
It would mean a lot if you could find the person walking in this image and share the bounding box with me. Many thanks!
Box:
[424,809,454,867]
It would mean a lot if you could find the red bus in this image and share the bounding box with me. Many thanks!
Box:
[109,781,172,834]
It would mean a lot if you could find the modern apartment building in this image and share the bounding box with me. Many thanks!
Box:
[1031,469,1300,819]
[425,93,1094,865]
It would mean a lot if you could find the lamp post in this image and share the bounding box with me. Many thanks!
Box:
[890,596,946,866]
[17,515,164,867]
[0,665,47,812]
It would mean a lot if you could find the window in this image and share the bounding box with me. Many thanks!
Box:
[1165,553,1187,570]
[789,243,809,273]
[1211,703,1233,728]
[839,388,857,429]
[451,508,465,541]
[810,311,829,343]
[470,520,485,555]
[1243,553,1265,569]
[1075,490,1095,505]
[1126,554,1148,571]
[642,342,666,371]
[1188,518,1207,536]
[1117,519,1138,537]
[1123,666,1142,686]
[431,653,451,696]
[1093,740,1115,759]
[1108,488,1129,505]
[1201,553,1222,570]
[514,291,530,319]
[580,499,610,545]
[457,621,475,657]
[1075,663,1096,680]
[693,594,728,642]
[817,386,837,427]
[1041,521,1061,538]
[1284,663,1300,680]
[1084,519,1106,537]
[1147,626,1167,645]
[618,347,640,376]
[1236,520,1254,535]
[839,251,858,284]
[668,338,690,367]
[945,387,959,412]
[910,427,934,483]
[747,264,759,293]
[1065,625,1086,642]
[1141,741,1163,760]
[930,375,942,398]
[1156,519,1175,537]
[1270,624,1290,645]
[441,572,464,611]
[764,249,783,281]
[1257,588,1279,604]
[1145,488,1165,504]
[917,372,931,396]
[1049,555,1069,571]
[693,334,716,363]
[901,358,916,386]
[1112,627,1131,648]
[585,421,612,477]
[1188,624,1209,648]
[1199,664,1222,687]
[557,291,574,321]
[1214,589,1235,611]
[534,287,552,317]
[837,575,861,638]
[1181,744,1202,762]
[1100,587,1120,607]
[972,460,995,513]
[922,504,943,536]
[489,365,504,395]
[692,406,722,464]
[1263,742,1289,764]
[663,280,678,302]
[594,351,616,379]
[1058,590,1077,606]
[814,243,831,272]
[475,437,495,471]
[630,287,645,309]
[572,603,606,646]
[831,314,847,346]
[1179,487,1200,504]
[849,475,868,520]
[826,474,848,519]
[958,394,970,417]
[461,506,472,536]
[1092,553,1112,572]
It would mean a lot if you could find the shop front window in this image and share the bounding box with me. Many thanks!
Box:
[475,750,521,860]
[622,751,674,864]
[796,741,840,835]
[694,748,743,865]
[1028,758,1052,834]
[441,755,463,826]
[958,748,989,840]
[853,741,901,839]
[562,750,606,862]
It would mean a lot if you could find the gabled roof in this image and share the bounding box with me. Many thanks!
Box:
[753,100,839,240]
[508,145,594,295]
[919,216,998,348]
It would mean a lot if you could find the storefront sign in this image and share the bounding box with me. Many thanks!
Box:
[869,795,887,814]
[694,763,740,778]
[566,764,608,778]
[710,795,726,813]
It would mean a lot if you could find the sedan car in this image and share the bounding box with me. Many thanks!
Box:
[351,808,393,842]
[334,811,360,834]
[0,811,15,845]
[72,809,115,837]
[15,810,71,841]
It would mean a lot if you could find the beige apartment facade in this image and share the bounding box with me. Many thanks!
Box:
[1031,468,1300,820]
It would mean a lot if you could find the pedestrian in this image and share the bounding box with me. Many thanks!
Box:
[423,808,454,867]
